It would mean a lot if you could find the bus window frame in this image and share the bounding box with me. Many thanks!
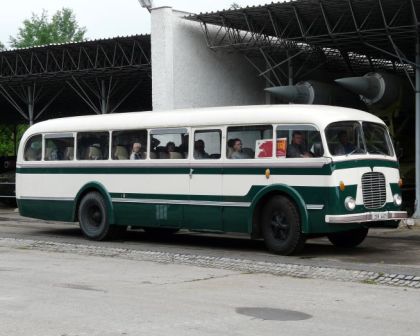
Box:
[275,123,325,160]
[43,132,76,162]
[192,126,223,161]
[23,133,43,162]
[149,127,190,160]
[75,130,111,161]
[226,124,274,160]
[110,129,148,161]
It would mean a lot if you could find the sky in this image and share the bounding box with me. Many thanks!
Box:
[0,0,270,48]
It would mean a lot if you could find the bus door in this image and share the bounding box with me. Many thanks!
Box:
[149,128,190,228]
[186,129,223,231]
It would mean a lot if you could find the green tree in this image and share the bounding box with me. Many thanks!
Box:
[0,124,28,156]
[230,3,241,10]
[9,8,86,48]
[0,41,4,51]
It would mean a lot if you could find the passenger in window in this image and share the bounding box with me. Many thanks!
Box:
[166,142,176,153]
[334,131,355,155]
[130,142,143,160]
[194,140,210,159]
[64,147,74,160]
[178,135,189,157]
[230,138,249,159]
[226,139,235,158]
[88,144,102,160]
[286,131,313,158]
[46,143,63,160]
[165,141,183,159]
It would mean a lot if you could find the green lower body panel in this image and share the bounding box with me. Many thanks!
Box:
[185,205,223,231]
[113,202,183,228]
[222,207,249,233]
[18,199,74,222]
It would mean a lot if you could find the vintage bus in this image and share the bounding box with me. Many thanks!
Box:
[16,105,407,255]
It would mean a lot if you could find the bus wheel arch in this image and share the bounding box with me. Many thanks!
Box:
[73,182,115,225]
[251,185,309,239]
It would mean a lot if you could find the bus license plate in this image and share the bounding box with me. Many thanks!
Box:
[372,212,388,220]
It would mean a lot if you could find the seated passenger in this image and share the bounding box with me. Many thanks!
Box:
[230,138,249,159]
[114,145,129,160]
[25,146,41,161]
[194,140,210,159]
[129,142,142,160]
[161,141,182,159]
[286,131,313,158]
[334,131,355,155]
[166,142,176,153]
[178,134,189,157]
[226,139,235,158]
[63,147,74,160]
[46,145,62,161]
[87,144,102,160]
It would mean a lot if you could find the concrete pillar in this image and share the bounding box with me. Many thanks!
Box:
[151,7,266,111]
[151,6,174,111]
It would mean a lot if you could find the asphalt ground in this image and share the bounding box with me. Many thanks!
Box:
[2,205,420,335]
[2,245,420,336]
[0,205,420,281]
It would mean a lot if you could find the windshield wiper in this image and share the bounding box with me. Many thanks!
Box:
[346,147,366,156]
[369,148,387,155]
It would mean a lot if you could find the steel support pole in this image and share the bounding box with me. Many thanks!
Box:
[101,80,107,114]
[288,57,293,86]
[414,40,420,219]
[27,86,34,126]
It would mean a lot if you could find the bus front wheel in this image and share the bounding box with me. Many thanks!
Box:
[327,227,369,248]
[78,192,113,241]
[261,195,305,255]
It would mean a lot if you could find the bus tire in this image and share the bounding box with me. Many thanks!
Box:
[78,191,113,241]
[327,227,369,248]
[261,195,305,255]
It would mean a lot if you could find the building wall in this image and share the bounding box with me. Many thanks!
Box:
[151,7,266,111]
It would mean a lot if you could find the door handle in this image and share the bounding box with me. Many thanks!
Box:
[189,168,194,178]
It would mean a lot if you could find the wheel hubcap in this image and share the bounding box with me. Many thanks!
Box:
[270,212,289,240]
[88,205,102,227]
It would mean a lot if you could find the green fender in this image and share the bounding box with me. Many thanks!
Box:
[249,184,309,233]
[73,182,116,225]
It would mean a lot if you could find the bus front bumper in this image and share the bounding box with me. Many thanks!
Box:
[325,211,408,224]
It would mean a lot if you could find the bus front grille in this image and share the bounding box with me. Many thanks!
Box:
[361,172,386,209]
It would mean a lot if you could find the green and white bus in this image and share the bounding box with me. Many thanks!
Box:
[16,105,407,255]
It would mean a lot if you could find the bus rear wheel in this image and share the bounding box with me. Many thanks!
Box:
[78,191,114,241]
[327,227,369,248]
[261,195,305,255]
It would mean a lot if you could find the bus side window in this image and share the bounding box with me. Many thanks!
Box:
[227,125,272,159]
[276,125,324,158]
[112,130,147,160]
[193,129,221,159]
[150,128,189,159]
[44,135,74,161]
[77,132,109,160]
[24,135,42,161]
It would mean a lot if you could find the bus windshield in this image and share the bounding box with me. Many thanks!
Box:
[325,121,393,157]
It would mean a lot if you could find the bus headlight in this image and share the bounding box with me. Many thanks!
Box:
[344,196,356,211]
[393,194,402,206]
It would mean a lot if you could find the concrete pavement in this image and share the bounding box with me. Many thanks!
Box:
[1,244,420,336]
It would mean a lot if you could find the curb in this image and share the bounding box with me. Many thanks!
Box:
[1,237,420,289]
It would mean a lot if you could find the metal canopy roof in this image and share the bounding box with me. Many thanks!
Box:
[188,0,420,83]
[0,34,151,82]
[0,35,151,124]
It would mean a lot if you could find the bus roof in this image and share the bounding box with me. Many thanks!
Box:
[23,104,384,136]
